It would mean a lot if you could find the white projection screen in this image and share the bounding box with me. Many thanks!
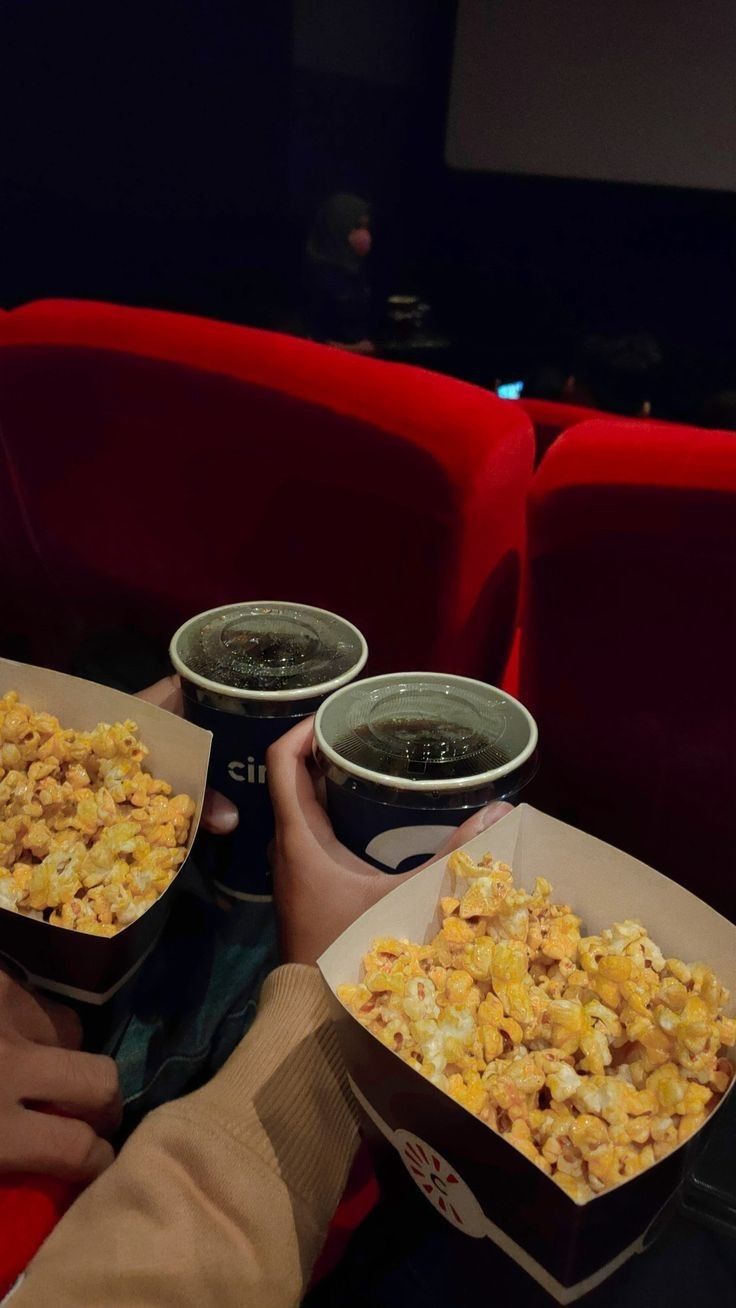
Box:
[446,1,736,191]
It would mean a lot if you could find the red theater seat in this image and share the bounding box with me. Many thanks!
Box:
[0,300,534,681]
[520,419,736,919]
[518,397,606,463]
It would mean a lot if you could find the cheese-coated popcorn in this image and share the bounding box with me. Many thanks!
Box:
[0,691,195,935]
[338,850,733,1204]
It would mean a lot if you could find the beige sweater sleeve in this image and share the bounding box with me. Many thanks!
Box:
[11,966,359,1308]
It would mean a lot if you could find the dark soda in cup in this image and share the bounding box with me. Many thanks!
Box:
[314,672,538,873]
[170,602,368,900]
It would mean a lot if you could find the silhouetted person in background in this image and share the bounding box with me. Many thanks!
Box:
[303,193,374,353]
[564,332,663,417]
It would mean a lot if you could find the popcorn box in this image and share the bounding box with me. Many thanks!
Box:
[319,805,736,1303]
[0,659,211,1004]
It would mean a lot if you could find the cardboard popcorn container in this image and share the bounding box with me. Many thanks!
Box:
[0,659,210,1004]
[319,805,736,1303]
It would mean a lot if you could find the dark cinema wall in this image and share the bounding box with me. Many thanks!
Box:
[2,1,733,414]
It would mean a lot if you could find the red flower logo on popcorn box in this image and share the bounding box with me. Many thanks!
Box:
[395,1130,488,1236]
[321,806,736,1305]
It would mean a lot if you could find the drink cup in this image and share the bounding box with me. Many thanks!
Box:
[314,672,538,873]
[170,601,368,900]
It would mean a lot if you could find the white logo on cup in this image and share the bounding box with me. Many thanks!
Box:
[395,1130,487,1237]
[227,757,267,784]
[364,825,456,870]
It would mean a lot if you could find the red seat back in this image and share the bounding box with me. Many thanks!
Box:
[520,419,736,918]
[0,300,534,680]
[518,397,606,463]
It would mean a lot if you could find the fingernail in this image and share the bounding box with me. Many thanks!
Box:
[202,792,239,833]
[477,801,513,831]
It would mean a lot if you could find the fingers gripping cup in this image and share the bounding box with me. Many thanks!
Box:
[314,673,538,873]
[171,602,367,900]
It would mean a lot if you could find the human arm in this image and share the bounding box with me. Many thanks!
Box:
[11,965,354,1308]
[12,717,509,1307]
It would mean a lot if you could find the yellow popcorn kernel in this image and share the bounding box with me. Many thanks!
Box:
[710,1059,732,1095]
[646,1064,686,1113]
[477,992,504,1025]
[586,1141,620,1186]
[75,795,101,834]
[464,936,496,980]
[588,975,621,1010]
[498,1016,524,1046]
[482,1025,504,1061]
[11,862,33,894]
[89,726,120,759]
[578,1026,612,1076]
[402,976,440,1021]
[678,1113,705,1143]
[338,982,372,1009]
[22,821,52,859]
[568,1114,609,1156]
[2,710,30,743]
[440,896,459,918]
[578,935,606,974]
[377,1017,412,1051]
[28,863,52,910]
[554,1171,593,1205]
[76,918,117,937]
[546,1062,583,1102]
[446,969,475,1004]
[441,916,475,944]
[491,940,527,987]
[509,1131,552,1174]
[666,958,691,985]
[148,821,177,849]
[447,849,484,880]
[549,997,584,1042]
[541,913,581,961]
[447,1072,488,1116]
[676,996,711,1055]
[656,977,689,1012]
[27,759,60,785]
[18,730,42,760]
[650,1115,677,1146]
[365,971,404,995]
[1,743,22,769]
[598,955,633,983]
[30,711,59,736]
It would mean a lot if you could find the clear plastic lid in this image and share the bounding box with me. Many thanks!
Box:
[170,602,368,700]
[315,672,538,790]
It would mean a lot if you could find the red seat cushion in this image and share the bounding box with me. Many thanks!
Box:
[0,1176,79,1298]
[518,397,606,462]
[520,419,736,918]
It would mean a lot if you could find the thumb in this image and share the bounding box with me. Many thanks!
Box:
[433,801,514,860]
[385,801,515,894]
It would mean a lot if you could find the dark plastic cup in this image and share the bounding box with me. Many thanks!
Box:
[314,672,538,873]
[170,601,368,900]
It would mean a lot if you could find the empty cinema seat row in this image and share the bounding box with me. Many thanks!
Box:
[0,299,534,683]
